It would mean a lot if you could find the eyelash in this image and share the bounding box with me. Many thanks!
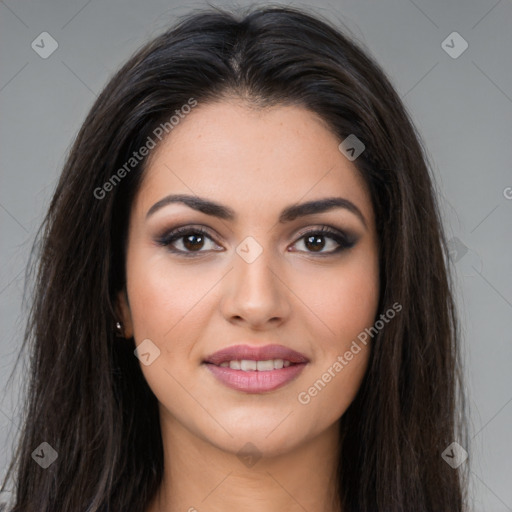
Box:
[156,225,356,258]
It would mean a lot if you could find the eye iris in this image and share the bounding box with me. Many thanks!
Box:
[183,233,204,251]
[305,234,325,252]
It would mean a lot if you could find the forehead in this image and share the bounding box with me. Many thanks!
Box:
[135,101,373,224]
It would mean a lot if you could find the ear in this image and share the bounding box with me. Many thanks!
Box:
[116,288,134,339]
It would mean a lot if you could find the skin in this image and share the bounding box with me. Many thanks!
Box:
[117,100,380,512]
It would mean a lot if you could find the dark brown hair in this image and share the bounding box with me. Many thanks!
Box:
[1,5,468,511]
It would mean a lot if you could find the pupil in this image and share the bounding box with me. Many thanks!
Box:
[305,235,325,252]
[184,234,204,251]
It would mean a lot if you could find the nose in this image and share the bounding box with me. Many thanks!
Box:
[220,246,291,330]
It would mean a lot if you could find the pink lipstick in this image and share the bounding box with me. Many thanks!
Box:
[203,344,309,393]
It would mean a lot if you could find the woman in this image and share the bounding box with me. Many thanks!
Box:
[1,5,468,511]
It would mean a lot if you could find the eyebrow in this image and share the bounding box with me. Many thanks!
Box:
[146,194,367,228]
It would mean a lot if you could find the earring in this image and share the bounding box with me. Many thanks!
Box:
[115,321,124,338]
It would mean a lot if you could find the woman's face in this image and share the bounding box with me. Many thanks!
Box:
[118,100,379,456]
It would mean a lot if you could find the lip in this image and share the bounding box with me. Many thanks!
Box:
[204,344,309,366]
[203,344,309,394]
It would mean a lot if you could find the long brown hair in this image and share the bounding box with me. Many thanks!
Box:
[1,5,468,511]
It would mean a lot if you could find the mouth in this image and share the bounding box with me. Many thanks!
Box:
[203,344,309,393]
[213,359,295,370]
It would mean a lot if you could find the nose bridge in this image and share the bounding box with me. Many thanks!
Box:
[221,236,290,325]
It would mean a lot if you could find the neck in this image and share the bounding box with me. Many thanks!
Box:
[146,409,342,512]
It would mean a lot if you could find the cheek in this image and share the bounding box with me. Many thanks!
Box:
[297,349,369,434]
[294,251,378,425]
[296,252,379,347]
[124,248,212,346]
[124,252,215,403]
[332,266,379,339]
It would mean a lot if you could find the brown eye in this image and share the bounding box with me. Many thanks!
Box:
[291,227,356,255]
[304,234,326,252]
[182,233,206,251]
[157,226,223,256]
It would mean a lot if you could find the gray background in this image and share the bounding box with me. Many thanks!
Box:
[1,0,511,509]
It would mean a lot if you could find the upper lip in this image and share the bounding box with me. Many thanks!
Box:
[204,344,309,366]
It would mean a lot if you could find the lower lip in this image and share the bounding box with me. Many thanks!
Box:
[204,363,307,393]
